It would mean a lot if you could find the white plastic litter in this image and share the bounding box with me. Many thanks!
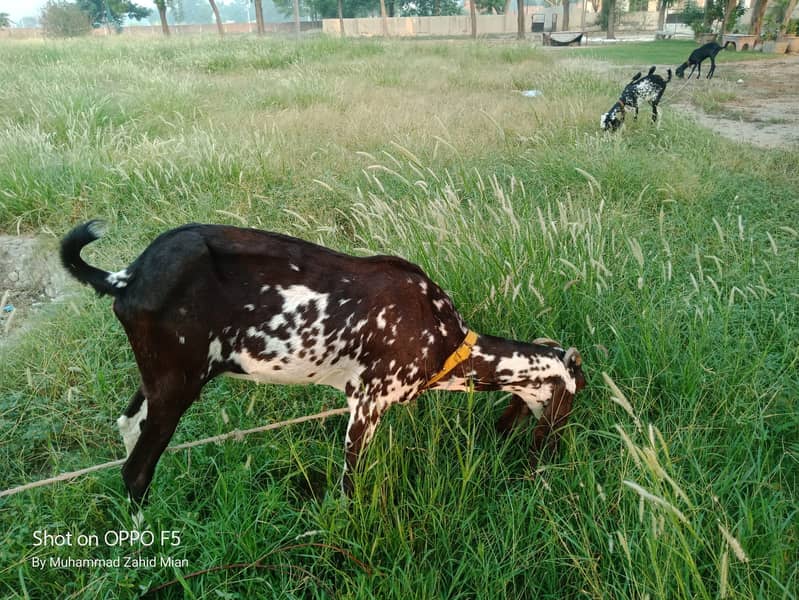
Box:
[521,90,543,98]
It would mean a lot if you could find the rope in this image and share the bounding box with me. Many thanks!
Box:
[662,76,694,106]
[0,407,349,499]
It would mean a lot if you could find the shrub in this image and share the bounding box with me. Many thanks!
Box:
[40,0,92,37]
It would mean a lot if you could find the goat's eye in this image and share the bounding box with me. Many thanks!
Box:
[531,381,541,389]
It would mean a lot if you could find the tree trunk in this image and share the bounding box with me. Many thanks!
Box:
[657,0,667,31]
[157,4,170,36]
[750,0,770,39]
[380,0,388,36]
[293,0,300,36]
[562,0,570,31]
[783,0,798,32]
[517,0,525,39]
[254,0,264,34]
[208,0,224,36]
[606,0,616,39]
[470,0,477,39]
[720,0,738,33]
[435,0,441,16]
[337,0,344,37]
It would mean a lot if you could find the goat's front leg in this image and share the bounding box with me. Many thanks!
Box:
[496,395,531,435]
[707,57,716,79]
[529,381,575,472]
[341,397,383,496]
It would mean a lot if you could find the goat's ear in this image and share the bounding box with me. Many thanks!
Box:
[564,347,586,392]
[532,337,561,348]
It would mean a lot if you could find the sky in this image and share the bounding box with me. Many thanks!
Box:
[0,0,159,23]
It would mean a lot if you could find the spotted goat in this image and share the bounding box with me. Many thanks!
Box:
[601,66,672,132]
[61,222,586,506]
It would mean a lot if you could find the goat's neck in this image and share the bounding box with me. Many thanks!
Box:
[430,333,568,395]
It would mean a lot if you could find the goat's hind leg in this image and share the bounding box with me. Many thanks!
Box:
[707,57,716,79]
[118,387,148,458]
[121,373,201,508]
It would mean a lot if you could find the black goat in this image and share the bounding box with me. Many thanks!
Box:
[675,42,723,80]
[601,66,672,132]
[60,222,585,510]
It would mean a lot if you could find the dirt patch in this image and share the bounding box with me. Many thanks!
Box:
[0,236,71,342]
[669,55,799,149]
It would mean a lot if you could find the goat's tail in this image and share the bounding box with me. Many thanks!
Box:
[647,65,656,76]
[60,221,125,298]
[665,68,672,83]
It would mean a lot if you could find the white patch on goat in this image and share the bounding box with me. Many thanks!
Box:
[178,335,185,344]
[438,323,448,337]
[107,269,130,289]
[226,347,363,390]
[418,281,428,295]
[244,304,255,311]
[376,307,388,329]
[290,263,300,272]
[268,314,286,329]
[433,299,445,311]
[117,399,148,457]
[260,284,271,293]
[472,346,496,363]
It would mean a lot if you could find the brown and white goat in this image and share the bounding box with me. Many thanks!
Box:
[60,222,585,506]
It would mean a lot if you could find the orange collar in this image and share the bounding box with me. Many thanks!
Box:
[423,330,478,389]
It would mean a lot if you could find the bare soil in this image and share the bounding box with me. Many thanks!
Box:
[0,235,71,342]
[669,54,799,149]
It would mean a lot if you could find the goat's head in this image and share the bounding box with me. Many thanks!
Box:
[675,62,688,79]
[532,337,586,395]
[600,101,625,131]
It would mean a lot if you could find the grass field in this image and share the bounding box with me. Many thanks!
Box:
[0,35,797,599]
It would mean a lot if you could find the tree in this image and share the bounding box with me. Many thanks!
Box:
[720,0,745,33]
[153,0,170,34]
[475,0,505,13]
[253,0,264,34]
[208,0,224,35]
[76,0,150,30]
[562,0,570,30]
[601,0,618,38]
[398,0,460,15]
[656,0,676,31]
[0,12,11,27]
[749,0,770,38]
[41,0,93,36]
[516,0,523,39]
[470,0,477,38]
[782,0,798,32]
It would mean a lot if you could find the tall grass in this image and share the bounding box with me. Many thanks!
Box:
[0,36,796,599]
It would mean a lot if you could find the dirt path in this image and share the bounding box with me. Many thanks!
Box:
[667,54,799,149]
[0,236,70,343]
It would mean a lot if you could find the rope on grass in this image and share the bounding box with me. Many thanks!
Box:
[0,407,350,499]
